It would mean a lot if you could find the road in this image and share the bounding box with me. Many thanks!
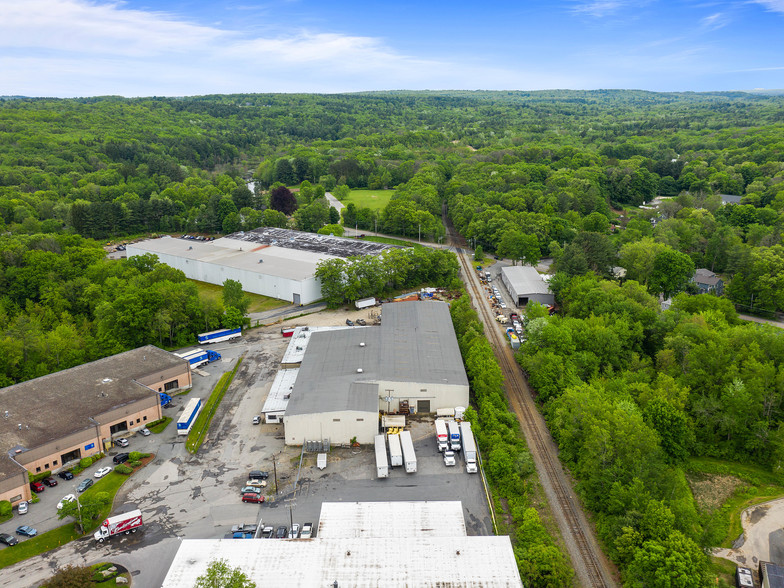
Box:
[444,212,618,587]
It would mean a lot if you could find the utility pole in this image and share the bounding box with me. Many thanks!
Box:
[418,223,421,243]
[273,453,278,495]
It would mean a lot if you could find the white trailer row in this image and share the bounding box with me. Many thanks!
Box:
[375,435,389,478]
[399,430,417,473]
[388,433,403,467]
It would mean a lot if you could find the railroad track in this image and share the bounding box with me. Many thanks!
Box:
[450,235,615,587]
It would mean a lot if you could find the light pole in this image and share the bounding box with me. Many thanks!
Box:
[418,223,421,243]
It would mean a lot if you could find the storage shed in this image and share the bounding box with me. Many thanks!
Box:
[501,265,554,307]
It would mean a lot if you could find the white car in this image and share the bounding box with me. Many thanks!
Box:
[17,501,28,515]
[116,438,129,447]
[300,523,313,539]
[443,451,456,467]
[245,479,267,488]
[139,428,151,436]
[57,494,76,510]
[94,466,112,478]
[288,523,300,539]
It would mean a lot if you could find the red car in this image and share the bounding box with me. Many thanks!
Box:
[42,477,58,487]
[30,481,45,493]
[241,493,265,504]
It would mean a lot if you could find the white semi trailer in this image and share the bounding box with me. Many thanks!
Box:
[399,430,417,473]
[388,433,403,467]
[374,435,389,478]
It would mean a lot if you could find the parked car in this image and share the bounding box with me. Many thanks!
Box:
[30,481,45,493]
[58,470,74,480]
[249,470,269,480]
[245,479,267,488]
[116,438,129,448]
[356,318,366,326]
[345,319,354,326]
[15,525,37,537]
[443,451,456,467]
[139,427,151,436]
[262,526,274,538]
[113,453,130,465]
[252,415,261,425]
[231,523,257,534]
[42,477,58,487]
[240,486,262,495]
[288,523,300,539]
[57,494,76,510]
[94,466,112,478]
[17,501,28,515]
[241,493,264,504]
[77,479,93,493]
[275,526,288,539]
[300,522,313,539]
[0,533,18,546]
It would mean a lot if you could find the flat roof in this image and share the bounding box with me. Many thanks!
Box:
[162,537,523,587]
[262,369,299,414]
[0,346,185,465]
[318,501,467,538]
[286,301,469,417]
[501,265,551,296]
[224,227,396,258]
[281,326,359,365]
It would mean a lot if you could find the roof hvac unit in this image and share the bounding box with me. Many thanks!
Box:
[357,368,364,373]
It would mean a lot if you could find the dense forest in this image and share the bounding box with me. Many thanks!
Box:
[2,90,784,585]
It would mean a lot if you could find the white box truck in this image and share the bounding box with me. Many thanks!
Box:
[435,419,449,452]
[460,421,478,474]
[374,435,389,478]
[355,297,376,309]
[94,509,143,542]
[388,433,403,467]
[448,420,461,451]
[399,430,417,473]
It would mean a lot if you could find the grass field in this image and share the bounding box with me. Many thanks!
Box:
[190,280,288,313]
[344,189,395,211]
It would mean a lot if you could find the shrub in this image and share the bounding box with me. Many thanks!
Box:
[114,464,133,475]
[0,500,11,518]
[28,470,52,483]
[128,451,150,461]
[79,457,93,468]
[128,460,142,468]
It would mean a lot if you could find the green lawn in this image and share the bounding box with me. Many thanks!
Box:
[148,416,172,434]
[187,356,244,453]
[344,189,394,211]
[189,279,288,312]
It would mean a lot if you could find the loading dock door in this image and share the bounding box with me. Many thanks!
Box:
[293,293,301,305]
[109,421,128,435]
[519,296,529,307]
[417,400,431,413]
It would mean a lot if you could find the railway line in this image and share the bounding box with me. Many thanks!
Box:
[449,230,617,587]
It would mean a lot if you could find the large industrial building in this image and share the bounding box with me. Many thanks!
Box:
[283,301,469,446]
[127,227,397,305]
[500,265,555,307]
[161,501,523,587]
[0,346,190,505]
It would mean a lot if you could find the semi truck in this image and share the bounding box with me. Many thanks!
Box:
[399,430,417,473]
[94,509,143,542]
[448,420,461,451]
[388,433,403,467]
[355,297,376,309]
[175,348,221,369]
[374,435,389,478]
[177,397,202,436]
[197,327,241,344]
[460,421,478,474]
[434,419,449,452]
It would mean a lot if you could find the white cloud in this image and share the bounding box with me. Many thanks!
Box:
[751,0,784,13]
[700,12,730,30]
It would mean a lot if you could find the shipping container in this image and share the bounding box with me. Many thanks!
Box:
[388,433,403,467]
[374,435,389,478]
[399,430,417,473]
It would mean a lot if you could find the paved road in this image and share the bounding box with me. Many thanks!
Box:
[739,313,784,329]
[248,301,326,327]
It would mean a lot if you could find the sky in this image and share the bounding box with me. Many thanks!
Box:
[1,0,783,97]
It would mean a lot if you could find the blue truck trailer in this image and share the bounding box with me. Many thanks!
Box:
[175,348,221,368]
[197,328,241,344]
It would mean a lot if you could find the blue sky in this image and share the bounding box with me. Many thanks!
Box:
[1,0,783,97]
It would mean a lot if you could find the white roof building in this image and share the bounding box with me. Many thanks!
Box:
[500,265,554,308]
[161,502,523,587]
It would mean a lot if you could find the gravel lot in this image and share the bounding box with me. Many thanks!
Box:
[2,308,491,587]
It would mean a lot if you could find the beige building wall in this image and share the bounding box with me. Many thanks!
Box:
[137,365,191,393]
[375,381,469,414]
[285,410,378,446]
[17,427,100,475]
[0,467,31,505]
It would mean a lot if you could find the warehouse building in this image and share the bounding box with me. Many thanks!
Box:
[0,346,190,505]
[283,301,469,446]
[127,228,397,305]
[501,265,554,307]
[162,501,523,587]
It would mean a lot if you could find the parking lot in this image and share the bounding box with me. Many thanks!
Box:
[1,311,493,587]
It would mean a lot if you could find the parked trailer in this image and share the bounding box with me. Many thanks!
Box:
[175,348,221,368]
[460,421,478,474]
[448,420,461,451]
[388,433,403,467]
[355,297,376,309]
[94,509,143,542]
[197,327,241,344]
[399,430,417,473]
[374,435,389,478]
[434,419,449,453]
[177,397,202,436]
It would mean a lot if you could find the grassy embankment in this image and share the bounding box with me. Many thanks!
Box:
[190,280,287,314]
[186,355,244,453]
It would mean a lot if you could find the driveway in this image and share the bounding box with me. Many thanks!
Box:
[714,497,784,567]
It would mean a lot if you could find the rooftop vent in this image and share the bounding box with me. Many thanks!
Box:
[188,246,193,250]
[258,259,264,263]
[359,342,365,347]
[357,368,363,373]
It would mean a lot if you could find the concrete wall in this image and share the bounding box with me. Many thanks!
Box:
[285,410,378,446]
[375,381,469,414]
[130,248,323,304]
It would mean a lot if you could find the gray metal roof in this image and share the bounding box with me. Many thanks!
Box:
[224,227,397,258]
[285,301,469,417]
[501,265,551,296]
